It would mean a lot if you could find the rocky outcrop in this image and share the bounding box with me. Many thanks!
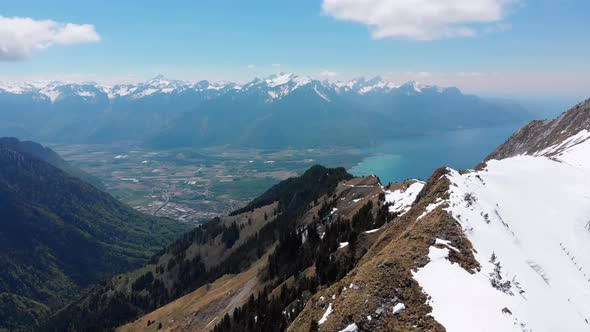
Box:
[484,98,590,161]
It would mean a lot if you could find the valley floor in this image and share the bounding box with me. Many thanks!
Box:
[50,144,363,223]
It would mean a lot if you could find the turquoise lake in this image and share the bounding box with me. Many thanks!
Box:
[349,123,524,184]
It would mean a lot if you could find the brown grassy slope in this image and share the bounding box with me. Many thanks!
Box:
[184,202,278,269]
[107,202,278,296]
[289,168,480,332]
[118,254,269,332]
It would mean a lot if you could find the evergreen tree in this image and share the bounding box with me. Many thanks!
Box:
[310,319,319,332]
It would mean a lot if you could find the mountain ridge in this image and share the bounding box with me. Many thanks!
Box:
[0,136,104,189]
[484,98,590,161]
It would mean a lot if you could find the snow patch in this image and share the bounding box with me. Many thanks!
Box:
[339,323,359,332]
[39,87,61,102]
[392,303,406,315]
[313,86,331,102]
[133,88,158,98]
[318,303,332,325]
[417,198,444,220]
[385,181,425,216]
[77,90,96,98]
[434,238,460,252]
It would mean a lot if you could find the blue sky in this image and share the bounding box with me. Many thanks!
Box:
[1,0,589,98]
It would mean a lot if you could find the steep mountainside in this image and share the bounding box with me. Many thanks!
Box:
[0,74,529,148]
[485,98,590,160]
[0,136,103,189]
[0,146,189,331]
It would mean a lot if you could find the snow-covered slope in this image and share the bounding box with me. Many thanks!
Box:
[417,164,589,329]
[414,122,590,331]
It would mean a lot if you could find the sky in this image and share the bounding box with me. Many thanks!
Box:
[1,0,589,99]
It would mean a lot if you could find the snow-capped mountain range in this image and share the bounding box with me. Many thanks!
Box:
[0,73,529,148]
[0,73,445,104]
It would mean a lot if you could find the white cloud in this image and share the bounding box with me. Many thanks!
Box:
[0,16,101,61]
[271,63,281,67]
[317,70,339,78]
[322,0,519,40]
[247,64,256,69]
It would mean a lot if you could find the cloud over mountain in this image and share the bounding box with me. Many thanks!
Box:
[0,16,101,61]
[322,0,518,40]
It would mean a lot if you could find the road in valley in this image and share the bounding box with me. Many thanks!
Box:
[153,192,170,216]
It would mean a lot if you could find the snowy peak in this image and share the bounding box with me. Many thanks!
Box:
[36,82,105,103]
[357,78,399,95]
[249,73,321,102]
[330,76,445,95]
[0,81,39,94]
[264,73,299,87]
[124,75,191,98]
[144,74,180,90]
[106,84,138,99]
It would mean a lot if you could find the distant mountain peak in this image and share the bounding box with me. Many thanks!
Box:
[365,76,383,85]
[263,73,310,88]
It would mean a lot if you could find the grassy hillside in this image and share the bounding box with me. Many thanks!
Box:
[0,147,190,331]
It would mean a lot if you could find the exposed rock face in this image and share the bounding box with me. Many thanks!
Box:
[484,98,590,161]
